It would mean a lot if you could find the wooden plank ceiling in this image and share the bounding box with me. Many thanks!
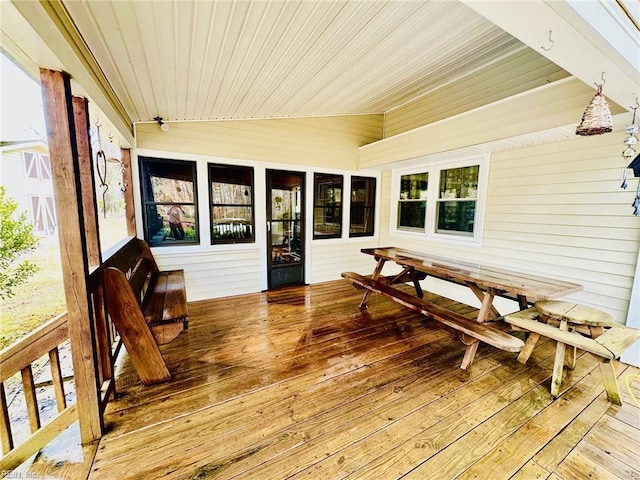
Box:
[61,0,556,125]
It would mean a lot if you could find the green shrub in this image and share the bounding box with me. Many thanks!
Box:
[0,186,40,299]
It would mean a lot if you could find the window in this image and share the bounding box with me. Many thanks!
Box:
[398,172,428,230]
[23,151,51,180]
[29,195,56,234]
[436,165,479,236]
[209,164,255,244]
[139,157,198,246]
[313,173,343,239]
[350,176,376,237]
[393,156,487,244]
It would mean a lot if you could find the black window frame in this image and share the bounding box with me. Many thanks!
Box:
[349,176,376,237]
[139,156,199,247]
[313,173,343,240]
[208,163,256,245]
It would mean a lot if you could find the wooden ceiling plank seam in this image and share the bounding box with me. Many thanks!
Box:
[191,1,221,120]
[36,0,134,132]
[307,7,504,113]
[277,0,401,114]
[317,26,508,114]
[62,1,134,121]
[173,0,194,121]
[245,2,343,117]
[382,47,550,125]
[105,0,153,122]
[200,0,237,119]
[229,0,296,118]
[101,1,143,121]
[251,0,357,116]
[150,1,176,120]
[231,0,315,118]
[211,0,259,115]
[217,0,273,115]
[284,4,440,114]
[113,0,159,122]
[387,53,568,129]
[180,1,200,121]
[285,0,421,115]
[290,0,442,114]
[385,43,533,116]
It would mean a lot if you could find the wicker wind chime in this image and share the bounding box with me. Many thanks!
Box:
[575,81,613,136]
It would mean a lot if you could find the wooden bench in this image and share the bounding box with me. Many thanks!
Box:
[504,304,640,405]
[102,237,188,385]
[341,272,524,370]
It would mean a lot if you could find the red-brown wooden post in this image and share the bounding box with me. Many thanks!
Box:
[121,148,137,236]
[72,96,113,390]
[72,96,101,266]
[40,68,103,443]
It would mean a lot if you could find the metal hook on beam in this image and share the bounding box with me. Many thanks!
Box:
[541,30,554,51]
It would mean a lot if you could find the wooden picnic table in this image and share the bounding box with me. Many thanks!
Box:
[342,247,583,369]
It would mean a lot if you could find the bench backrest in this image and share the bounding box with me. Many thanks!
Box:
[100,236,171,384]
[102,237,159,306]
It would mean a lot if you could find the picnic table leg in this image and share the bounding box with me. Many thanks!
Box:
[359,258,385,310]
[460,334,479,370]
[550,320,569,398]
[598,359,622,406]
[410,268,423,298]
[517,294,529,311]
[517,332,540,364]
[476,289,497,322]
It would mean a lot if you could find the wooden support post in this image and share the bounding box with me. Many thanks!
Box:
[40,68,103,443]
[121,148,137,236]
[72,96,114,390]
[72,96,101,267]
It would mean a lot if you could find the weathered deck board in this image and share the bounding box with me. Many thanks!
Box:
[23,280,638,479]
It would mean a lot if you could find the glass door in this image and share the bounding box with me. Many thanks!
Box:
[266,169,305,289]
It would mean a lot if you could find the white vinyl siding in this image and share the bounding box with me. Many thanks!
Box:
[380,128,638,323]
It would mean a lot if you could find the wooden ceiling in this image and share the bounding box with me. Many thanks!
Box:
[61,0,550,124]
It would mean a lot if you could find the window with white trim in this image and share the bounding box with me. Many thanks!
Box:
[392,155,488,244]
[23,151,51,180]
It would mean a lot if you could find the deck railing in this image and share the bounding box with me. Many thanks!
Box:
[0,239,135,472]
[0,312,76,471]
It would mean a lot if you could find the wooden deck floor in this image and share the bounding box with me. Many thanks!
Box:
[36,280,640,479]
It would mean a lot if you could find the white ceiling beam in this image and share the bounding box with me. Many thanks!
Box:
[462,0,639,112]
[4,0,134,146]
[358,77,611,169]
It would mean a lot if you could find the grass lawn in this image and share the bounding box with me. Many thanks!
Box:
[1,215,128,351]
[0,234,65,351]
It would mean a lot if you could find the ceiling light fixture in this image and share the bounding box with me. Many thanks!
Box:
[154,116,170,132]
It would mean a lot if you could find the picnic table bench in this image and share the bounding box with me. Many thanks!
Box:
[342,247,583,370]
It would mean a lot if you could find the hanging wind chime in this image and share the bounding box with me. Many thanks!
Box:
[620,100,640,216]
[575,75,614,136]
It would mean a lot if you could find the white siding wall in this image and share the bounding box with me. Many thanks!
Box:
[310,238,380,284]
[152,247,262,302]
[378,128,640,323]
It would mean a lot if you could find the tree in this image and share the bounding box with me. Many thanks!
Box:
[0,186,39,299]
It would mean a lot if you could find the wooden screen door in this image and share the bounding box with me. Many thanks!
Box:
[266,169,305,289]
